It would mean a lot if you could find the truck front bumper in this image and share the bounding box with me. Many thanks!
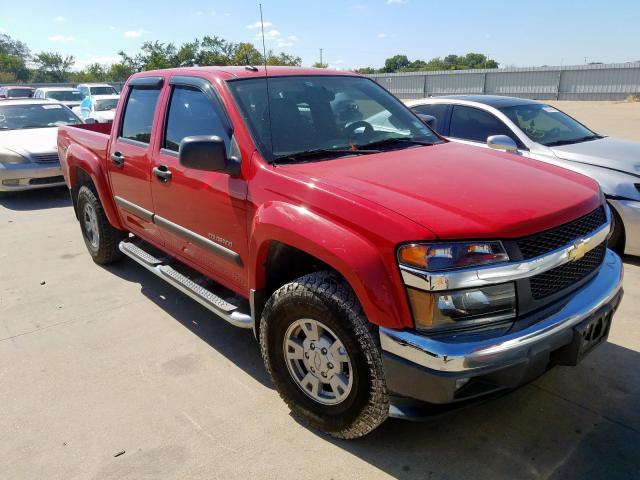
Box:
[379,249,624,411]
[0,163,65,191]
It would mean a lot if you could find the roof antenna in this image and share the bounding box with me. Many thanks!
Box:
[259,3,274,158]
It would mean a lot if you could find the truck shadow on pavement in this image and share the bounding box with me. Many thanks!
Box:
[0,187,71,211]
[106,259,639,480]
[309,340,640,480]
[103,261,272,388]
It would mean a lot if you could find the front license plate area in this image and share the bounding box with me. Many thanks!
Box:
[574,312,612,360]
[552,300,618,367]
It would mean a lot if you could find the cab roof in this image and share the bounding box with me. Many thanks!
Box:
[0,98,59,106]
[130,66,360,82]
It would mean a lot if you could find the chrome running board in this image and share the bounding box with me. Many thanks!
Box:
[119,239,253,329]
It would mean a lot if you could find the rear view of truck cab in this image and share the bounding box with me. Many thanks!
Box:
[58,66,623,439]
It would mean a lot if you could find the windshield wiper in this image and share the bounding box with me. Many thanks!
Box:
[545,135,601,147]
[273,148,379,164]
[357,137,436,150]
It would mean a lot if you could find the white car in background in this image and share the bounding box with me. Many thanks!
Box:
[406,95,640,256]
[0,99,82,191]
[33,87,83,109]
[73,94,119,123]
[76,83,119,101]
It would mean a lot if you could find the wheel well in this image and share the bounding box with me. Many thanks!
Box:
[71,167,94,219]
[252,242,338,337]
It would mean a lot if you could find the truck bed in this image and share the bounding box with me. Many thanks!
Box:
[57,122,113,183]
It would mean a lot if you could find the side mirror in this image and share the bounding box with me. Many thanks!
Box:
[487,135,518,153]
[84,118,98,124]
[416,113,437,129]
[179,135,236,174]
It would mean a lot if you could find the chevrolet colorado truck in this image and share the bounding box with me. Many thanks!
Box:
[57,67,624,439]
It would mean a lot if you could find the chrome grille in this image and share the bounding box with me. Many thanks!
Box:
[516,206,606,260]
[529,243,606,299]
[31,153,59,164]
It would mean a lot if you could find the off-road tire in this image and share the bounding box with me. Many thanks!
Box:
[608,203,625,254]
[77,185,126,264]
[260,271,389,439]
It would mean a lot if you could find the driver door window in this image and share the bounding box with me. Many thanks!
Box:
[449,105,514,143]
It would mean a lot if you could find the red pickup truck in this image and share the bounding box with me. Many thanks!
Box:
[58,67,623,438]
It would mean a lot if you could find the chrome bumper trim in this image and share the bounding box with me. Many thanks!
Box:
[381,249,623,373]
[401,206,611,292]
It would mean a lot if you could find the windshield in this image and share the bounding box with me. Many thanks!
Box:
[94,98,118,111]
[228,75,440,161]
[89,86,118,96]
[46,90,82,102]
[0,104,80,130]
[500,103,599,146]
[7,88,33,98]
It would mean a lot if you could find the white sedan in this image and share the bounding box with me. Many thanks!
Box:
[73,94,120,123]
[0,99,82,191]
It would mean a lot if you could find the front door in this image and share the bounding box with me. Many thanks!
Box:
[107,79,164,245]
[150,77,248,294]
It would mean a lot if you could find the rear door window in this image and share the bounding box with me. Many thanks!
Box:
[120,87,161,144]
[411,104,449,133]
[449,105,514,143]
[163,86,227,151]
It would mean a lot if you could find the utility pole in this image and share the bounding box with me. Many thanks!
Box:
[320,48,323,67]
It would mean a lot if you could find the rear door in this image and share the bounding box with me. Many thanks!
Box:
[107,77,164,245]
[150,75,249,293]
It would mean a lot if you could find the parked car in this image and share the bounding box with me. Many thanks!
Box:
[0,99,82,191]
[58,67,623,438]
[406,95,640,256]
[33,87,83,109]
[76,83,119,101]
[72,94,119,123]
[0,86,35,99]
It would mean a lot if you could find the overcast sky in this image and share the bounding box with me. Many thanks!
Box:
[1,0,638,70]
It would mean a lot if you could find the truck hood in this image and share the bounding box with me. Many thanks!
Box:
[0,127,59,156]
[551,137,640,175]
[283,142,601,239]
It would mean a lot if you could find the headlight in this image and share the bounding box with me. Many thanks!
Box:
[407,283,516,332]
[0,151,28,165]
[398,241,509,271]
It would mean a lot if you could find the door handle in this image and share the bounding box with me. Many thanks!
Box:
[152,165,172,182]
[110,151,125,167]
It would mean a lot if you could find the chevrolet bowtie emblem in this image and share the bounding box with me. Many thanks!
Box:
[568,238,589,262]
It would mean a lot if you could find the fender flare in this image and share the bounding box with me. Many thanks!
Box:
[249,201,411,329]
[66,143,124,230]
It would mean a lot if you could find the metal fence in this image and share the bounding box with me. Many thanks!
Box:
[366,63,640,101]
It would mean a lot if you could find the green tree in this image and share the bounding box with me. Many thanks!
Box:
[383,54,410,73]
[312,62,328,69]
[32,52,75,82]
[0,33,31,81]
[231,42,263,66]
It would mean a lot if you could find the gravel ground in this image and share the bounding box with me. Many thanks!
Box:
[0,101,639,479]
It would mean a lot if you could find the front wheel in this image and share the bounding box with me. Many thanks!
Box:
[259,271,389,439]
[77,185,127,264]
[608,203,625,254]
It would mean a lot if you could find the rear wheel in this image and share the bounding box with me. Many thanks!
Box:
[260,271,389,439]
[77,185,126,264]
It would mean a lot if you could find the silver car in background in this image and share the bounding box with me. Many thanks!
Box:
[406,95,640,256]
[0,99,82,191]
[33,87,83,110]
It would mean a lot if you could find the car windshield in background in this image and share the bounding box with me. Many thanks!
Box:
[90,86,118,96]
[500,103,600,146]
[95,99,118,111]
[46,90,82,101]
[0,104,80,130]
[228,75,440,161]
[7,89,33,98]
